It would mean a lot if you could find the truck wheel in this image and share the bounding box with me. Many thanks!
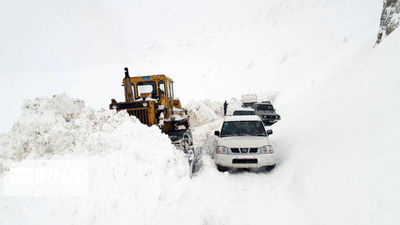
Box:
[266,164,276,172]
[217,165,229,172]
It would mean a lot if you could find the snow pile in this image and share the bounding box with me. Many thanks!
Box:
[186,98,243,127]
[186,100,222,127]
[0,94,192,224]
[0,94,186,169]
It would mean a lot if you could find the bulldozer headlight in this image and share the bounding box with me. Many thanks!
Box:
[142,102,149,107]
[216,146,228,154]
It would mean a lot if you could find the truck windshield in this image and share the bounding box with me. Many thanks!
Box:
[233,111,255,116]
[220,121,266,137]
[257,104,273,111]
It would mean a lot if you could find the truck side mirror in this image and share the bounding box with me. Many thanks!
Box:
[267,129,273,135]
[214,131,220,136]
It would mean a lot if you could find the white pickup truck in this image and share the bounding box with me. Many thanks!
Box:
[213,115,276,172]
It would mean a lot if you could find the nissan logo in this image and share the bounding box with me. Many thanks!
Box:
[240,148,248,153]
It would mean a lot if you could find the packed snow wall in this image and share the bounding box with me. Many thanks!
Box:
[0,94,194,225]
[0,94,189,173]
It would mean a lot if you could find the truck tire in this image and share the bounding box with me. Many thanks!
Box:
[266,164,276,172]
[217,165,229,172]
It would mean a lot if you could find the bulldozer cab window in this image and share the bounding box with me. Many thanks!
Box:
[138,81,157,98]
[168,81,174,99]
[158,80,165,96]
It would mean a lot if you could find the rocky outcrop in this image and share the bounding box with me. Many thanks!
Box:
[376,0,400,44]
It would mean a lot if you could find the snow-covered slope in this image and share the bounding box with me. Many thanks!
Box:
[0,0,382,132]
[269,26,400,225]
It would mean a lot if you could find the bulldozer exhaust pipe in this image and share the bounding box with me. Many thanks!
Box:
[124,67,129,78]
[124,67,134,102]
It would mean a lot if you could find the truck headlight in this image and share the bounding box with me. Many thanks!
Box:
[216,146,228,154]
[142,102,149,107]
[260,145,273,154]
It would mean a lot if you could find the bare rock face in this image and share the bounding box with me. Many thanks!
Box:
[376,0,400,44]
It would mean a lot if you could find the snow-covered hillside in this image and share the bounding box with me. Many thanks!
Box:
[0,0,382,132]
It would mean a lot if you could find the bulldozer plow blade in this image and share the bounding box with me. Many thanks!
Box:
[168,129,198,178]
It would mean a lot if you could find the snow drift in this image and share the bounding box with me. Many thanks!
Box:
[0,94,188,172]
[186,98,241,127]
[0,94,191,224]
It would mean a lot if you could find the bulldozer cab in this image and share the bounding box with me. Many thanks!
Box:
[110,68,187,134]
[109,68,195,177]
[128,75,173,100]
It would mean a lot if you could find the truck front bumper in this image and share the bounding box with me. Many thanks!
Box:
[214,153,276,168]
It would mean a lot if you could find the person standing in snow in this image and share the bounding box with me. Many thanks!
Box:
[223,100,228,116]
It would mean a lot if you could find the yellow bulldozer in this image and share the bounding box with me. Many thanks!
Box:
[109,68,194,158]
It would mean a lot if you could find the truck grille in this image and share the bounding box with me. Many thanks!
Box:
[232,159,258,164]
[249,148,258,153]
[128,109,149,125]
[231,148,240,153]
[230,148,258,153]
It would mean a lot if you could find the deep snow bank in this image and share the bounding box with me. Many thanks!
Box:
[270,28,400,225]
[0,94,191,224]
[186,98,240,127]
[0,94,188,173]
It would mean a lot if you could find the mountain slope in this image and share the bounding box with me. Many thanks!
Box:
[0,0,382,132]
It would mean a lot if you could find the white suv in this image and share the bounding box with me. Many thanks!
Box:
[213,115,276,172]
